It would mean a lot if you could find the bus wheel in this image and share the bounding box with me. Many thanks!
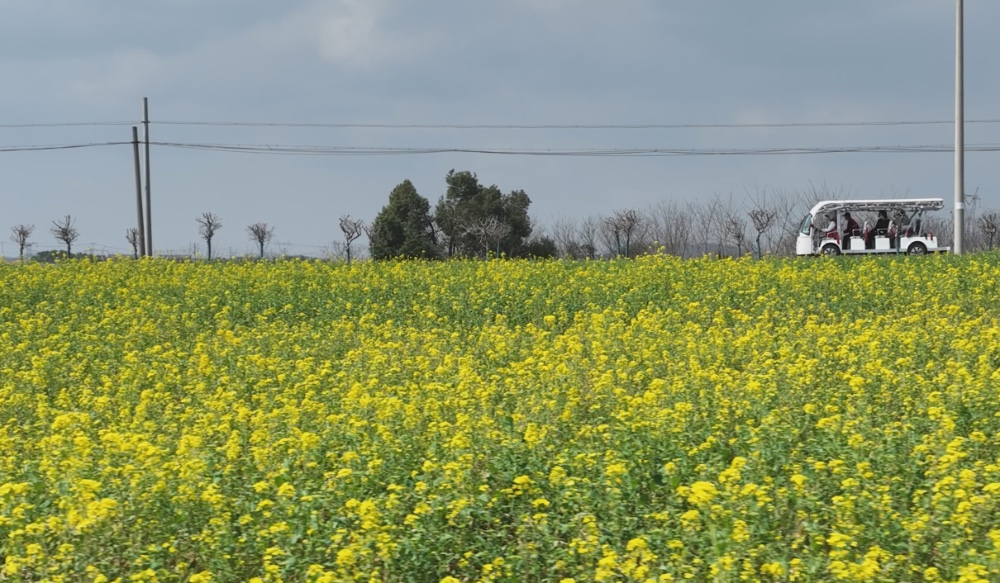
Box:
[907,242,927,256]
[821,244,841,256]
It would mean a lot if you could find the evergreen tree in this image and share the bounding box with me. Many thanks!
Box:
[370,180,438,259]
[433,170,534,257]
[522,236,558,258]
[435,170,482,258]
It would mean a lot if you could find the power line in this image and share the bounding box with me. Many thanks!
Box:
[151,118,1000,130]
[3,140,1000,158]
[154,141,1000,157]
[3,118,1000,130]
[0,142,130,152]
[0,121,134,128]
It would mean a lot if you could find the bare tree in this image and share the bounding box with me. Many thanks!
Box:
[801,180,851,208]
[742,183,785,256]
[767,187,804,256]
[126,228,141,259]
[713,196,743,258]
[247,222,274,259]
[646,200,694,257]
[465,216,512,257]
[962,192,985,251]
[50,215,79,257]
[577,215,600,260]
[748,208,777,259]
[979,213,999,250]
[688,198,725,257]
[196,212,223,260]
[599,215,623,257]
[620,209,645,257]
[599,210,645,258]
[753,182,848,257]
[339,215,365,264]
[723,214,749,257]
[9,224,34,261]
[551,216,580,258]
[325,241,344,260]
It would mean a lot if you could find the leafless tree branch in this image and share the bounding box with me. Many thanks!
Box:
[978,212,999,250]
[247,222,274,259]
[196,212,223,260]
[126,228,141,259]
[339,215,365,264]
[464,216,511,258]
[50,215,79,256]
[9,224,34,260]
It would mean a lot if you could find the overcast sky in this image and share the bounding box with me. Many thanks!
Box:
[2,1,998,257]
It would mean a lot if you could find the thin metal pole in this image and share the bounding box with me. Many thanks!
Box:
[143,97,153,256]
[132,126,146,257]
[954,0,965,254]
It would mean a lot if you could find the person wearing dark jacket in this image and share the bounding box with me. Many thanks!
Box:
[867,210,890,248]
[843,212,861,249]
[873,210,890,234]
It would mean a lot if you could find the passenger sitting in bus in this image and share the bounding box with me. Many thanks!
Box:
[893,210,911,242]
[867,210,890,248]
[873,210,890,235]
[818,214,837,239]
[843,212,860,248]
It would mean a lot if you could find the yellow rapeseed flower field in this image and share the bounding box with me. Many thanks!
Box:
[2,255,1000,582]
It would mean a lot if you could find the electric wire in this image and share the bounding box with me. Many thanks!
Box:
[0,142,130,152]
[151,119,1000,130]
[153,141,1000,157]
[3,141,1000,157]
[0,122,134,128]
[3,118,1000,130]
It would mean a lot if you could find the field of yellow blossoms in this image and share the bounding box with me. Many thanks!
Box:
[2,255,1000,582]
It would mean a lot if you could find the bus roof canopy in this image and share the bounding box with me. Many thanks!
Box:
[807,198,944,216]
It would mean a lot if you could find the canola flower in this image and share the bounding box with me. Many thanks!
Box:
[1,254,1000,581]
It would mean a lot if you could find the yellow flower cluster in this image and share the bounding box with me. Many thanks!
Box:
[2,254,1000,581]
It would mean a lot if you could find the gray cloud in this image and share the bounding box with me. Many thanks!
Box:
[1,1,997,256]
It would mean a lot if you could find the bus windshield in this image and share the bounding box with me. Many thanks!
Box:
[799,214,812,236]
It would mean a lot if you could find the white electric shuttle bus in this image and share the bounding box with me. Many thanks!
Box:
[796,198,949,256]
